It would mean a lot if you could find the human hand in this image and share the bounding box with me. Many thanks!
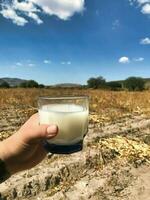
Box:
[0,113,58,175]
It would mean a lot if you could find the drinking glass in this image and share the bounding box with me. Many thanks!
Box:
[38,96,89,154]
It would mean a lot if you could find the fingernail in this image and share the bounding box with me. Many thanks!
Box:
[47,125,58,136]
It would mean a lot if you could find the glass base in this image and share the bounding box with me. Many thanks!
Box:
[43,140,83,154]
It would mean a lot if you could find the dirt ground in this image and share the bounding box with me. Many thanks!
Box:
[0,89,150,199]
[1,115,150,200]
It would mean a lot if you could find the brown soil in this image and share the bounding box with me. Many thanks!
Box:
[1,115,150,200]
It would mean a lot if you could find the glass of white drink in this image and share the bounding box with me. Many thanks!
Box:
[38,96,89,154]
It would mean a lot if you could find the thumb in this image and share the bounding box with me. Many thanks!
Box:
[20,124,58,143]
[35,124,58,140]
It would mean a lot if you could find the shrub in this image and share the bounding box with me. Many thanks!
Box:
[107,81,122,91]
[0,81,10,88]
[20,80,39,88]
[87,76,106,89]
[124,77,145,91]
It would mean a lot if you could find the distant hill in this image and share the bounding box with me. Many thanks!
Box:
[1,77,150,88]
[0,78,27,87]
[107,78,150,85]
[107,78,150,89]
[0,78,82,88]
[53,83,82,88]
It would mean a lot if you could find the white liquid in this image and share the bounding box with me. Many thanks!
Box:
[39,104,88,145]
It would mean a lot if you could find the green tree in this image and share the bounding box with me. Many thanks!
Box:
[38,84,45,88]
[19,80,39,88]
[19,81,28,88]
[106,81,122,91]
[0,81,10,88]
[124,77,145,91]
[27,80,39,88]
[87,76,106,89]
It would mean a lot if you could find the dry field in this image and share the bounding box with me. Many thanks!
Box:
[1,88,150,200]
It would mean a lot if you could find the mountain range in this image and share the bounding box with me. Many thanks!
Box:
[0,78,27,87]
[0,78,82,87]
[0,77,150,88]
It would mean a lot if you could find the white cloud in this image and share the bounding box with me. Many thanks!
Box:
[140,37,150,44]
[119,56,144,63]
[13,0,38,12]
[15,61,36,67]
[30,0,85,20]
[67,61,71,65]
[131,0,150,4]
[141,3,150,14]
[129,0,134,6]
[28,63,35,67]
[13,0,43,24]
[133,57,144,61]
[61,61,71,65]
[0,0,85,26]
[0,6,28,26]
[129,0,150,5]
[137,0,150,4]
[16,62,23,66]
[129,0,150,17]
[119,57,130,64]
[112,19,120,30]
[28,12,43,24]
[44,60,51,64]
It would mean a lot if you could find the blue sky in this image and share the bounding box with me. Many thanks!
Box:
[0,0,150,85]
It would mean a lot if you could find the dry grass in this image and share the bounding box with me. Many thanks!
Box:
[0,88,150,122]
[1,88,150,163]
[1,88,150,158]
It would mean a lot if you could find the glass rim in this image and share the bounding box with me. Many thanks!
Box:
[38,96,89,100]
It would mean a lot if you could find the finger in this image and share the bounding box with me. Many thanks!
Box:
[19,113,58,143]
[36,124,58,139]
[24,124,58,143]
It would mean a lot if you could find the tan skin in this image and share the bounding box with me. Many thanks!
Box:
[0,113,58,175]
